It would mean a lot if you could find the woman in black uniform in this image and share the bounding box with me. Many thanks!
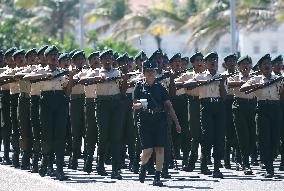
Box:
[133,60,181,186]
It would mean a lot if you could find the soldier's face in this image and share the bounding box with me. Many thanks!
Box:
[46,51,59,69]
[192,56,204,72]
[5,54,15,67]
[205,57,218,71]
[59,59,70,69]
[238,60,251,75]
[27,53,38,65]
[72,56,85,69]
[225,57,236,71]
[272,62,283,74]
[14,55,26,67]
[260,59,272,76]
[89,57,101,69]
[144,69,156,82]
[39,53,47,66]
[102,55,113,70]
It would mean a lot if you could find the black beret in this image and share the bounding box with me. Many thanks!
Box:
[88,51,100,60]
[37,45,48,55]
[71,50,85,59]
[237,55,252,65]
[181,57,189,63]
[113,52,119,60]
[44,45,59,57]
[169,53,181,63]
[190,52,203,63]
[100,49,113,58]
[257,54,271,65]
[58,53,70,61]
[12,49,25,58]
[142,60,158,70]
[204,51,218,60]
[224,53,237,62]
[149,49,163,60]
[271,55,283,65]
[25,48,37,58]
[5,47,17,56]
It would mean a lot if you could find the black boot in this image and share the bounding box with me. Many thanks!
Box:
[46,155,56,177]
[55,160,68,181]
[31,153,40,173]
[161,167,171,179]
[153,171,163,187]
[200,157,212,175]
[68,153,78,170]
[2,150,11,165]
[139,164,147,183]
[96,165,108,176]
[21,151,31,170]
[83,155,93,174]
[213,162,223,178]
[39,155,48,177]
[12,152,20,168]
[111,170,122,180]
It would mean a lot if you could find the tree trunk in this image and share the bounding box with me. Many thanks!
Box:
[154,35,162,50]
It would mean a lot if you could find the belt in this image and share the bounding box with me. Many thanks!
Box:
[20,92,30,98]
[188,96,199,101]
[258,100,280,105]
[41,90,64,96]
[201,97,222,103]
[71,94,85,99]
[235,97,254,103]
[97,94,122,101]
[142,108,165,115]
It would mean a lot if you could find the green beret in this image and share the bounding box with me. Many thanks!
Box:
[100,49,113,58]
[5,47,17,56]
[88,51,100,60]
[44,45,59,57]
[37,45,48,55]
[71,50,85,59]
[204,51,218,60]
[190,52,203,63]
[257,54,271,65]
[134,50,147,60]
[58,53,70,62]
[237,55,252,65]
[12,49,25,58]
[113,52,119,60]
[169,53,181,63]
[182,57,189,63]
[271,55,283,65]
[69,49,78,58]
[224,53,237,62]
[143,60,158,70]
[25,48,37,58]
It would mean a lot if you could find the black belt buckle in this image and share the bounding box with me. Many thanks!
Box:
[207,97,220,102]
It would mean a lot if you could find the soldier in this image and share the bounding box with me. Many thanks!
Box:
[222,53,241,170]
[1,47,21,167]
[133,60,181,186]
[227,55,255,175]
[82,51,101,173]
[0,50,12,165]
[175,52,205,172]
[30,45,73,180]
[271,55,284,171]
[95,49,127,179]
[68,50,87,170]
[186,52,227,178]
[240,54,284,178]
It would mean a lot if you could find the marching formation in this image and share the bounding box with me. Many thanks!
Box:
[0,45,283,187]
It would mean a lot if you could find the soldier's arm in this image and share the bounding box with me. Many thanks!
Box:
[164,100,181,133]
[239,78,259,92]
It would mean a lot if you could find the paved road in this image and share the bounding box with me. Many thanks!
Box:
[0,152,284,191]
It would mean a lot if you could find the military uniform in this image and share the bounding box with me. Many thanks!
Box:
[241,71,282,177]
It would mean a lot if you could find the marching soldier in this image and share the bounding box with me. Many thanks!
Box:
[68,51,87,170]
[240,54,284,178]
[82,51,101,173]
[95,49,127,179]
[133,60,181,186]
[227,55,255,175]
[175,52,205,172]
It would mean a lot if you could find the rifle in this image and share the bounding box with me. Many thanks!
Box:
[177,71,237,90]
[30,69,69,83]
[244,76,284,94]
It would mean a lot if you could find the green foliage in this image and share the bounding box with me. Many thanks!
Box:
[94,38,139,56]
[87,29,98,47]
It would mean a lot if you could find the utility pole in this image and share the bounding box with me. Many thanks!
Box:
[230,0,237,53]
[79,0,84,49]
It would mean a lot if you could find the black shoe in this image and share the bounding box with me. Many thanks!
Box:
[21,153,31,170]
[153,171,163,187]
[161,171,171,179]
[251,158,259,166]
[264,172,274,178]
[55,169,68,181]
[96,166,108,176]
[69,157,78,170]
[31,154,40,173]
[235,163,241,171]
[2,156,11,165]
[111,171,122,180]
[224,163,231,169]
[201,167,212,175]
[139,165,147,183]
[244,167,253,175]
[213,170,224,178]
[31,164,39,173]
[279,162,284,171]
[83,155,93,174]
[46,167,56,177]
[39,157,48,177]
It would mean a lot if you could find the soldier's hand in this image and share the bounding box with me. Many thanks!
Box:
[133,103,143,110]
[176,123,182,133]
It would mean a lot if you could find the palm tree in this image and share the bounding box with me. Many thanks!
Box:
[14,0,80,42]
